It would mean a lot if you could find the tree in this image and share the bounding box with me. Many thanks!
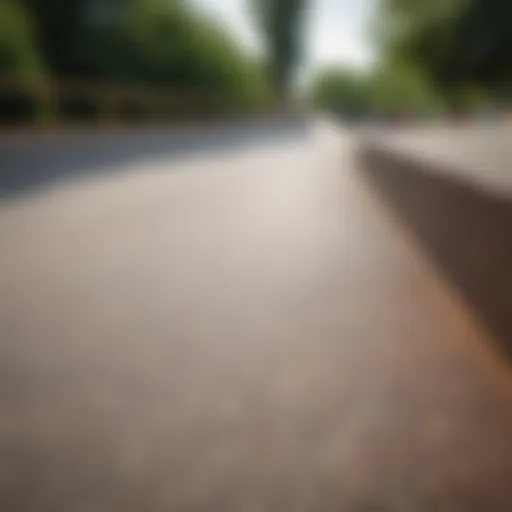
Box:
[0,0,46,80]
[311,63,444,121]
[374,0,512,105]
[20,0,97,77]
[457,0,512,91]
[251,0,307,98]
[367,60,445,117]
[1,0,272,123]
[311,68,370,119]
[375,0,466,96]
[0,0,51,123]
[20,0,270,106]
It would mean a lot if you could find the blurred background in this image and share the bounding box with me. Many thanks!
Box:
[0,0,510,127]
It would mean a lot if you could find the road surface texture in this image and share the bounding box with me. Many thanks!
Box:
[1,121,512,511]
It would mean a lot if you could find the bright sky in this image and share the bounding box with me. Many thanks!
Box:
[191,0,376,76]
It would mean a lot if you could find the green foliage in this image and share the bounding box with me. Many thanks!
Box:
[375,0,512,102]
[311,62,445,120]
[457,0,512,89]
[0,0,46,80]
[252,0,307,96]
[367,60,446,116]
[0,0,52,124]
[80,0,270,107]
[311,68,371,118]
[1,0,271,123]
[20,0,92,77]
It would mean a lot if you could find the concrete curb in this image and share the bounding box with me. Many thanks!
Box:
[357,128,512,200]
[357,135,512,357]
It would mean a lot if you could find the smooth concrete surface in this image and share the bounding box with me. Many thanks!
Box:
[1,122,512,511]
[360,128,512,360]
[367,125,512,197]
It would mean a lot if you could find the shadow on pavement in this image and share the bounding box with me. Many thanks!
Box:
[0,119,310,198]
[360,146,512,363]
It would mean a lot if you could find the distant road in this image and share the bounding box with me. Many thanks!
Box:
[0,118,309,197]
[1,121,512,510]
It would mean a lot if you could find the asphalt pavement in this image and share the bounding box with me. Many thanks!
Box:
[1,121,512,511]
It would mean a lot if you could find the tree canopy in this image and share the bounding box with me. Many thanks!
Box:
[312,0,512,120]
[251,0,308,97]
[311,61,445,120]
[311,68,370,119]
[0,0,46,82]
[375,0,512,100]
[0,0,272,122]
